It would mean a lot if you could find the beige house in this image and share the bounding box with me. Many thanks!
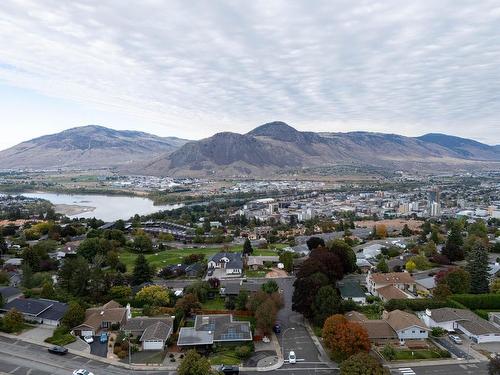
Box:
[73,300,131,337]
[366,272,416,302]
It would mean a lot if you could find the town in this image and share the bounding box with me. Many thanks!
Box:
[0,172,499,375]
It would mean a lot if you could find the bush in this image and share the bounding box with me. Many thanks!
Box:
[431,327,446,337]
[450,294,500,310]
[381,344,396,360]
[45,325,76,346]
[385,298,450,312]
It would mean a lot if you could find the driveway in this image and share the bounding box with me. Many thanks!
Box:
[89,337,108,357]
[18,325,54,344]
[434,337,472,359]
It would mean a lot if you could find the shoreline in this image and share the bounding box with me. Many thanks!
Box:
[53,203,96,216]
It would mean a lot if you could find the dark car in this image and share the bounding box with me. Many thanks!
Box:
[48,346,68,355]
[220,365,239,375]
[273,323,281,334]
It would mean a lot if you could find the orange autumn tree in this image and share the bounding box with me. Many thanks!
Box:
[323,318,370,361]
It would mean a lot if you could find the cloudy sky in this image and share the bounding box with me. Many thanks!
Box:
[0,0,499,150]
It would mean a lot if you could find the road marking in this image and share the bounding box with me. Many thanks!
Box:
[8,367,20,374]
[397,368,416,375]
[26,369,32,375]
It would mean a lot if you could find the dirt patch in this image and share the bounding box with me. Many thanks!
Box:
[265,268,288,278]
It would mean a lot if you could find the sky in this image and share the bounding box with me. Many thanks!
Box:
[0,0,499,151]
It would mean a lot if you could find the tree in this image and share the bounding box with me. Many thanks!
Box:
[311,286,341,326]
[243,238,253,256]
[3,309,24,333]
[466,239,490,294]
[133,233,153,253]
[376,259,389,273]
[306,248,344,283]
[62,301,86,328]
[489,355,500,375]
[40,281,55,299]
[292,272,329,316]
[0,234,7,256]
[340,352,389,375]
[235,290,249,310]
[132,254,153,286]
[435,268,470,294]
[491,279,500,294]
[375,224,388,239]
[306,237,325,250]
[322,314,347,344]
[175,293,201,316]
[405,260,416,274]
[184,281,210,303]
[255,298,277,335]
[279,252,294,273]
[381,343,396,360]
[401,224,412,237]
[21,263,34,289]
[328,239,357,273]
[433,283,452,300]
[57,256,90,296]
[110,285,132,300]
[178,349,217,375]
[135,285,171,306]
[443,221,464,261]
[324,321,370,361]
[262,280,279,294]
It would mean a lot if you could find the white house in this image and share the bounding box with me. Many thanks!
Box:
[207,252,243,276]
[384,310,429,344]
[366,271,416,302]
[359,244,384,259]
[422,308,500,343]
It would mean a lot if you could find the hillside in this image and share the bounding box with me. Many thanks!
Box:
[140,122,500,177]
[0,125,188,169]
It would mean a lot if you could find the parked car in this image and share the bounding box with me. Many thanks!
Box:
[73,370,94,375]
[449,334,463,344]
[99,332,108,343]
[219,365,239,375]
[288,351,297,364]
[47,346,68,355]
[83,335,94,344]
[273,323,281,334]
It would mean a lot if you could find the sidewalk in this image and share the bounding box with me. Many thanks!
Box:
[240,333,284,372]
[385,358,483,368]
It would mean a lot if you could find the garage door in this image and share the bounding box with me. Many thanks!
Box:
[81,330,94,337]
[143,340,164,350]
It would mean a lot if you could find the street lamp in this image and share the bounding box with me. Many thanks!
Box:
[282,327,295,360]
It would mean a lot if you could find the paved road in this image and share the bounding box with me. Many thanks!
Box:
[391,362,487,375]
[0,336,174,375]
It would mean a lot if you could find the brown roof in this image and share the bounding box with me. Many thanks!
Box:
[74,301,127,332]
[376,285,410,301]
[124,317,173,333]
[385,310,428,332]
[370,272,415,285]
[358,321,398,340]
[345,311,368,322]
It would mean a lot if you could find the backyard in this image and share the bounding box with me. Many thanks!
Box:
[119,245,282,271]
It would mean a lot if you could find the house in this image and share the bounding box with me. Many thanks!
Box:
[345,309,429,344]
[0,298,68,326]
[337,280,367,304]
[3,258,22,269]
[415,277,437,295]
[383,310,429,344]
[0,286,23,303]
[422,308,500,343]
[73,300,130,337]
[220,280,263,296]
[123,317,173,351]
[7,271,21,287]
[358,244,384,260]
[207,252,243,276]
[356,258,373,273]
[366,271,416,302]
[177,314,252,348]
[246,256,280,270]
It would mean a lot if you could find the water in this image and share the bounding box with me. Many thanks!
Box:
[13,192,184,221]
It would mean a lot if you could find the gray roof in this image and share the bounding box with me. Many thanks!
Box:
[338,281,366,299]
[415,277,436,290]
[0,298,67,321]
[222,281,262,295]
[177,314,252,346]
[208,252,243,269]
[428,308,500,336]
[0,286,22,299]
[124,317,173,333]
[140,321,172,342]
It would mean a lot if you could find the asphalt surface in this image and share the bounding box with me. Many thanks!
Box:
[434,337,472,360]
[390,362,487,375]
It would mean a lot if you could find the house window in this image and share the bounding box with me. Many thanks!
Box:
[412,330,415,333]
[420,330,426,333]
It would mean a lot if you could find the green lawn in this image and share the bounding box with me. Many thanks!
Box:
[119,245,282,271]
[209,347,242,365]
[244,269,272,278]
[202,297,226,310]
[393,349,449,360]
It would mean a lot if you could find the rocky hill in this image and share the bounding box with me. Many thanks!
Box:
[0,125,188,169]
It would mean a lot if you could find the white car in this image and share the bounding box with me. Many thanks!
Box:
[83,336,94,344]
[288,350,296,364]
[73,370,94,375]
[449,334,463,344]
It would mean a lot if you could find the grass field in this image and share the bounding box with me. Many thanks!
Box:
[202,297,226,310]
[393,349,449,360]
[119,245,283,271]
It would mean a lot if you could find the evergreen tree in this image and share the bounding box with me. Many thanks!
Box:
[466,239,490,294]
[443,221,464,261]
[242,238,253,256]
[376,258,389,273]
[132,254,154,285]
[401,224,412,237]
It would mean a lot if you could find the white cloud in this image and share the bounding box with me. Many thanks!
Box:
[0,0,499,146]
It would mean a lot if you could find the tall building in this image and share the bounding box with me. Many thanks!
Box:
[428,187,440,205]
[429,202,441,217]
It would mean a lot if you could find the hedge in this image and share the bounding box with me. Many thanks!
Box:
[384,298,450,312]
[449,294,500,310]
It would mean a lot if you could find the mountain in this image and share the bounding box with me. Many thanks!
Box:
[0,125,189,169]
[140,122,500,177]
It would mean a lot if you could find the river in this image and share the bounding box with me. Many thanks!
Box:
[14,192,184,221]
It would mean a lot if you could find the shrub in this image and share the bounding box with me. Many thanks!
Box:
[236,345,252,359]
[450,294,500,310]
[431,327,446,337]
[381,344,396,360]
[385,298,449,312]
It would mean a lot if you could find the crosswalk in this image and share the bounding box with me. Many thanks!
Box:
[396,368,416,375]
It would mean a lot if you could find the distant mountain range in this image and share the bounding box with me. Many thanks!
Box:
[0,122,498,175]
[0,125,188,169]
